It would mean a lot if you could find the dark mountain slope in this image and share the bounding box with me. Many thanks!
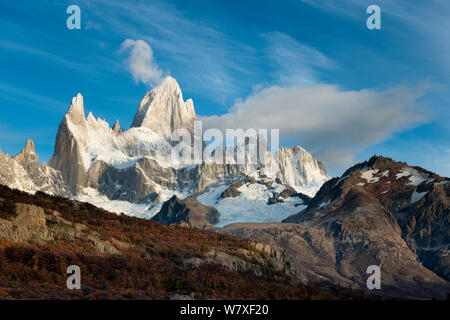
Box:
[216,156,449,299]
[152,195,220,228]
[283,156,449,281]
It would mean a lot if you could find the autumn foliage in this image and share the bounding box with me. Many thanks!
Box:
[0,185,378,300]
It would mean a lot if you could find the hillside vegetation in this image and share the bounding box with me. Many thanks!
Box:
[0,185,376,300]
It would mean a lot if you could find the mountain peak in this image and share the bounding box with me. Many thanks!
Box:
[342,155,407,178]
[367,155,407,169]
[67,93,85,125]
[112,120,121,133]
[131,76,197,139]
[14,139,39,166]
[23,139,36,154]
[158,76,181,92]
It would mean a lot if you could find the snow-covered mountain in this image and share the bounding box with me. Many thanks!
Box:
[0,76,331,225]
[0,140,71,197]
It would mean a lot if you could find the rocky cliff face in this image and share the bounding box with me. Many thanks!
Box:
[0,201,118,255]
[275,146,329,190]
[48,93,90,193]
[131,76,197,140]
[0,203,53,243]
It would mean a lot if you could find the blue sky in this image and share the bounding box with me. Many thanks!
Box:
[0,0,449,177]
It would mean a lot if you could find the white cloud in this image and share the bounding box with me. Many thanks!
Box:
[201,83,428,170]
[119,39,163,87]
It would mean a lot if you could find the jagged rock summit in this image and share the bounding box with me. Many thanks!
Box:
[131,76,197,139]
[0,140,70,197]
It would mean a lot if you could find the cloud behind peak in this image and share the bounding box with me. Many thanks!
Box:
[119,39,164,87]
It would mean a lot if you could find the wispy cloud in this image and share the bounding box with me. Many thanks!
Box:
[0,15,122,77]
[119,39,164,87]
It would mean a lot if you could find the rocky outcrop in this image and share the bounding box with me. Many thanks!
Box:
[152,195,220,228]
[0,203,53,243]
[45,209,120,255]
[0,201,119,255]
[184,243,289,277]
[267,186,311,205]
[219,177,256,199]
[112,120,121,134]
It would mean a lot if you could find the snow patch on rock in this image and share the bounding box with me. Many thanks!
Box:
[360,169,380,183]
[411,189,428,203]
[395,168,429,186]
[319,199,331,209]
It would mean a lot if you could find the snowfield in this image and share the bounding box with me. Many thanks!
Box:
[197,182,306,227]
[76,178,308,228]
